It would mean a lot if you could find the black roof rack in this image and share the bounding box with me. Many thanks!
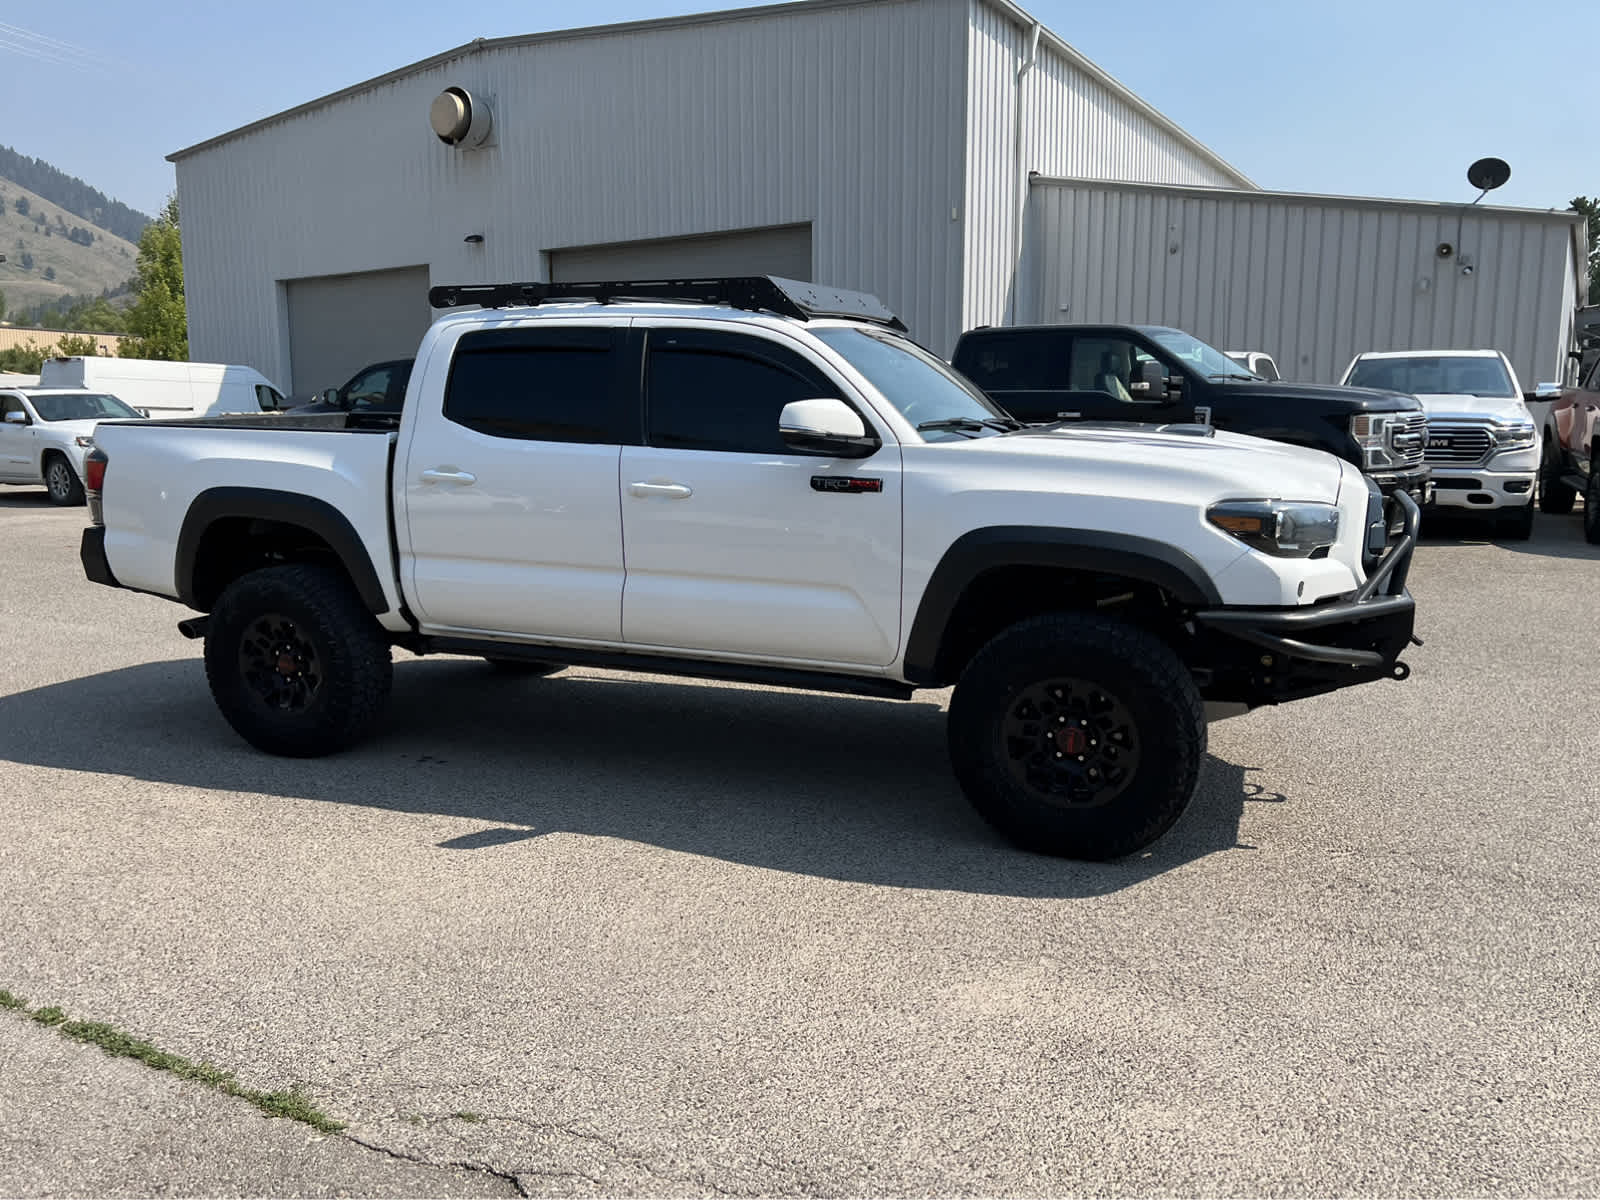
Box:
[426,275,907,331]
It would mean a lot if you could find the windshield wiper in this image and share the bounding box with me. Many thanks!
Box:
[1208,372,1257,382]
[916,416,1020,434]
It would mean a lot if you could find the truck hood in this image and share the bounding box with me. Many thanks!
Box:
[1412,393,1530,421]
[35,418,103,440]
[1207,379,1421,413]
[949,423,1346,503]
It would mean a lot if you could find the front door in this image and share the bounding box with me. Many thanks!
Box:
[399,322,635,641]
[0,393,34,481]
[620,324,903,667]
[1054,334,1196,425]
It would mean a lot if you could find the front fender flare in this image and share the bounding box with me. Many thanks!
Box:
[902,526,1222,684]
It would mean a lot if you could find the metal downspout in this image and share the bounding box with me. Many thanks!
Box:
[1009,21,1041,324]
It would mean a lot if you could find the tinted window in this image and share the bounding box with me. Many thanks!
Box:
[1,393,27,421]
[446,328,627,443]
[954,333,1068,390]
[344,367,392,409]
[29,393,142,421]
[255,385,283,411]
[1069,336,1171,404]
[646,329,839,454]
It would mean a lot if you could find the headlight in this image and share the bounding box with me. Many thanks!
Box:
[74,435,95,448]
[1350,414,1402,469]
[1208,500,1340,558]
[1491,420,1535,449]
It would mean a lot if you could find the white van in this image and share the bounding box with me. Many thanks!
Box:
[38,357,287,419]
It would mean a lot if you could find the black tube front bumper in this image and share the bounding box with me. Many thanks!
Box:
[1190,491,1419,705]
[80,525,121,590]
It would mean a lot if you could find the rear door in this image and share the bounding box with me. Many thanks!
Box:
[399,321,636,641]
[619,323,902,666]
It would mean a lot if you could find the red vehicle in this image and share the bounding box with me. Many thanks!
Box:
[1538,355,1600,542]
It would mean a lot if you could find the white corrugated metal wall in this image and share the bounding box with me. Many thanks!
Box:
[1024,178,1585,387]
[175,0,972,382]
[961,0,1251,332]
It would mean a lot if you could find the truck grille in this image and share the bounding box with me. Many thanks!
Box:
[1423,422,1493,466]
[1388,412,1427,467]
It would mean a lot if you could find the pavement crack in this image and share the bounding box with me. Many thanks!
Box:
[343,1132,528,1197]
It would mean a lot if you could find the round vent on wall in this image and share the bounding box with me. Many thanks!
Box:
[429,86,493,148]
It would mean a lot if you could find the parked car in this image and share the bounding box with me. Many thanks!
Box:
[0,387,144,505]
[1225,350,1282,381]
[1535,352,1600,542]
[81,276,1419,861]
[1340,349,1538,539]
[289,358,414,415]
[951,324,1430,504]
[39,357,288,419]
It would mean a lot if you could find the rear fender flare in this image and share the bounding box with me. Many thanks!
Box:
[175,486,389,614]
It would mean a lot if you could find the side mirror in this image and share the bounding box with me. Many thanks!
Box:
[779,398,878,458]
[1128,359,1168,400]
[3,411,26,425]
[1533,382,1562,401]
[319,388,339,406]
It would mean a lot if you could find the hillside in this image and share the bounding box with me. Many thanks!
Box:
[0,146,152,245]
[0,177,141,315]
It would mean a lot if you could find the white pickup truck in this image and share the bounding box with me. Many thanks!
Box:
[81,277,1420,860]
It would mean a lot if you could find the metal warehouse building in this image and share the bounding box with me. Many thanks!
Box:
[170,0,1587,399]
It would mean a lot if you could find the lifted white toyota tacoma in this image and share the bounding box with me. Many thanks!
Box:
[81,277,1419,860]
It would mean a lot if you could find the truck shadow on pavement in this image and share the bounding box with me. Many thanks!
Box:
[0,489,53,508]
[0,657,1272,898]
[1419,509,1600,561]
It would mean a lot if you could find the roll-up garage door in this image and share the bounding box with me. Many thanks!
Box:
[548,224,812,283]
[285,265,432,399]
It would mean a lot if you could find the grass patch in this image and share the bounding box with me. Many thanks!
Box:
[453,1110,483,1123]
[3,992,345,1133]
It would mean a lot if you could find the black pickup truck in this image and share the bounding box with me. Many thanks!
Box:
[952,324,1431,501]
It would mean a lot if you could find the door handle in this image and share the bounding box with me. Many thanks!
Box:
[420,467,477,485]
[629,481,693,499]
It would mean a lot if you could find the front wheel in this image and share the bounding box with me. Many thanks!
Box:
[44,455,84,506]
[204,564,393,757]
[1539,438,1576,514]
[947,612,1205,860]
[1498,501,1535,542]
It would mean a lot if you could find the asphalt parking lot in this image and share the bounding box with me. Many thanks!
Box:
[1,488,1596,1197]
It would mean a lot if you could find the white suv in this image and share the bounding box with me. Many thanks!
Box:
[1340,349,1537,538]
[0,387,145,505]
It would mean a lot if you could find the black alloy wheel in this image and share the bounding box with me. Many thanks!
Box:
[238,614,324,713]
[999,677,1141,809]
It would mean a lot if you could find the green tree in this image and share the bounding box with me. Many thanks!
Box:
[0,341,46,373]
[1572,197,1600,305]
[42,265,55,281]
[13,195,27,216]
[119,194,186,361]
[56,333,98,357]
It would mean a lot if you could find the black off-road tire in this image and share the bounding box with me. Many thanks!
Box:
[1585,467,1600,545]
[948,612,1205,860]
[204,564,393,757]
[482,657,565,677]
[1498,500,1535,542]
[43,454,84,506]
[1539,438,1576,514]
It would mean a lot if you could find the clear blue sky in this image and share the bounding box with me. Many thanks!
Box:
[0,0,1586,220]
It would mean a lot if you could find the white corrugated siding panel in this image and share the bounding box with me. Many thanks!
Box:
[178,0,971,381]
[1025,179,1583,386]
[961,0,1247,330]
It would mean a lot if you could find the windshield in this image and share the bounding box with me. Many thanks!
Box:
[812,327,1006,438]
[28,393,143,422]
[1346,356,1515,398]
[1142,328,1252,379]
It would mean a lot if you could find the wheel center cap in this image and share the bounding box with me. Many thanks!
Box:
[1054,726,1088,755]
[276,652,298,675]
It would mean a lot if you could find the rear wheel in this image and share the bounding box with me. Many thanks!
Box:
[1585,468,1600,545]
[947,612,1205,860]
[204,564,392,756]
[1539,437,1576,514]
[43,455,84,506]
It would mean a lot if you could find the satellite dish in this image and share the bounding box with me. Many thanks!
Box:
[1467,157,1511,201]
